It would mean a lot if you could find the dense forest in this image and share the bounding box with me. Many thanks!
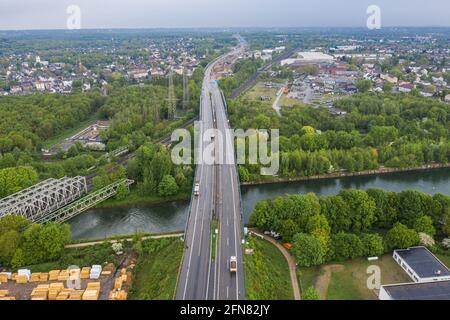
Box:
[0,92,105,152]
[0,68,204,198]
[250,189,450,267]
[229,92,450,181]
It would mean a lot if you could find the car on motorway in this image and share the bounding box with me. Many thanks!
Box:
[229,256,237,273]
[194,182,200,196]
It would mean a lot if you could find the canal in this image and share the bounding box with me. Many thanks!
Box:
[70,168,450,240]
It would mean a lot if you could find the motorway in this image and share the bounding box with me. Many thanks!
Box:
[176,38,247,300]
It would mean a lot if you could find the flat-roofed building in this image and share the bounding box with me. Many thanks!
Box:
[380,280,450,300]
[393,247,450,283]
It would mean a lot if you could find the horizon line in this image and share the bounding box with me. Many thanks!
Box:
[1,25,450,33]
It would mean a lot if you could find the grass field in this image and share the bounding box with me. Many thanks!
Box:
[129,237,184,300]
[24,242,121,272]
[244,237,294,300]
[298,254,412,300]
[242,82,302,109]
[42,113,100,149]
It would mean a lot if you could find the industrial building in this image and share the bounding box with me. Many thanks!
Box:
[380,247,450,300]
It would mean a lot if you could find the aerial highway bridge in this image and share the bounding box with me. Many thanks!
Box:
[176,38,248,300]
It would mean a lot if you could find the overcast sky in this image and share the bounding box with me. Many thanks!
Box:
[1,0,449,30]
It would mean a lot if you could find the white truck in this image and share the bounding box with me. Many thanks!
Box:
[229,256,237,273]
[194,182,200,196]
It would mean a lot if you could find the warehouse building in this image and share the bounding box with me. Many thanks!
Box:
[380,247,450,300]
[393,247,450,283]
[380,280,450,300]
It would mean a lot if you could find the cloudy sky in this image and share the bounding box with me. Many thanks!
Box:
[0,0,449,30]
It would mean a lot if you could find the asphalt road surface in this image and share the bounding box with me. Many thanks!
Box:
[176,38,247,300]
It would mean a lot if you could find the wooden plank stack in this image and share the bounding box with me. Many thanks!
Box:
[109,290,128,300]
[68,290,84,300]
[82,282,100,300]
[0,290,9,297]
[16,275,28,284]
[56,288,74,300]
[31,285,50,300]
[80,267,91,279]
[30,273,41,282]
[39,273,49,282]
[0,274,8,283]
[48,283,65,300]
[57,270,69,281]
[49,270,60,281]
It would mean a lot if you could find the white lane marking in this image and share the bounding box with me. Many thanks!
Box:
[227,237,229,246]
[182,163,204,299]
[227,286,229,299]
[230,166,240,300]
[182,84,212,299]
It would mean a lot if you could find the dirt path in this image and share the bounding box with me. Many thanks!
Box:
[65,233,183,249]
[272,88,283,117]
[315,265,344,300]
[250,230,301,300]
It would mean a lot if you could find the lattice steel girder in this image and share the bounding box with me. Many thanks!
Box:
[0,176,88,222]
[34,179,134,224]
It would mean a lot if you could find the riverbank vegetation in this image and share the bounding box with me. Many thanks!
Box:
[250,188,450,269]
[244,237,294,300]
[229,91,450,183]
[0,215,71,268]
[129,237,184,300]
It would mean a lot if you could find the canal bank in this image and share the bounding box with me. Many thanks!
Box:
[69,167,450,241]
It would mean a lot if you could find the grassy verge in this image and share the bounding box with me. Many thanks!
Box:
[94,189,190,209]
[298,255,412,300]
[210,218,219,261]
[42,113,100,149]
[129,237,184,300]
[24,242,121,272]
[244,237,294,300]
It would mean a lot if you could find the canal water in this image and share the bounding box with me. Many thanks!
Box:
[70,168,450,240]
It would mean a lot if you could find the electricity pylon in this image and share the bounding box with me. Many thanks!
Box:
[182,67,189,110]
[167,69,177,119]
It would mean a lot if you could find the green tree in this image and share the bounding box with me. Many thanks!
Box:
[158,175,179,197]
[361,233,385,257]
[384,223,420,251]
[302,286,321,300]
[279,219,299,243]
[329,232,364,261]
[0,230,21,265]
[320,196,352,233]
[413,215,436,237]
[249,200,272,230]
[339,189,376,233]
[38,223,71,261]
[115,184,129,201]
[0,166,39,198]
[356,79,373,93]
[292,233,326,267]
